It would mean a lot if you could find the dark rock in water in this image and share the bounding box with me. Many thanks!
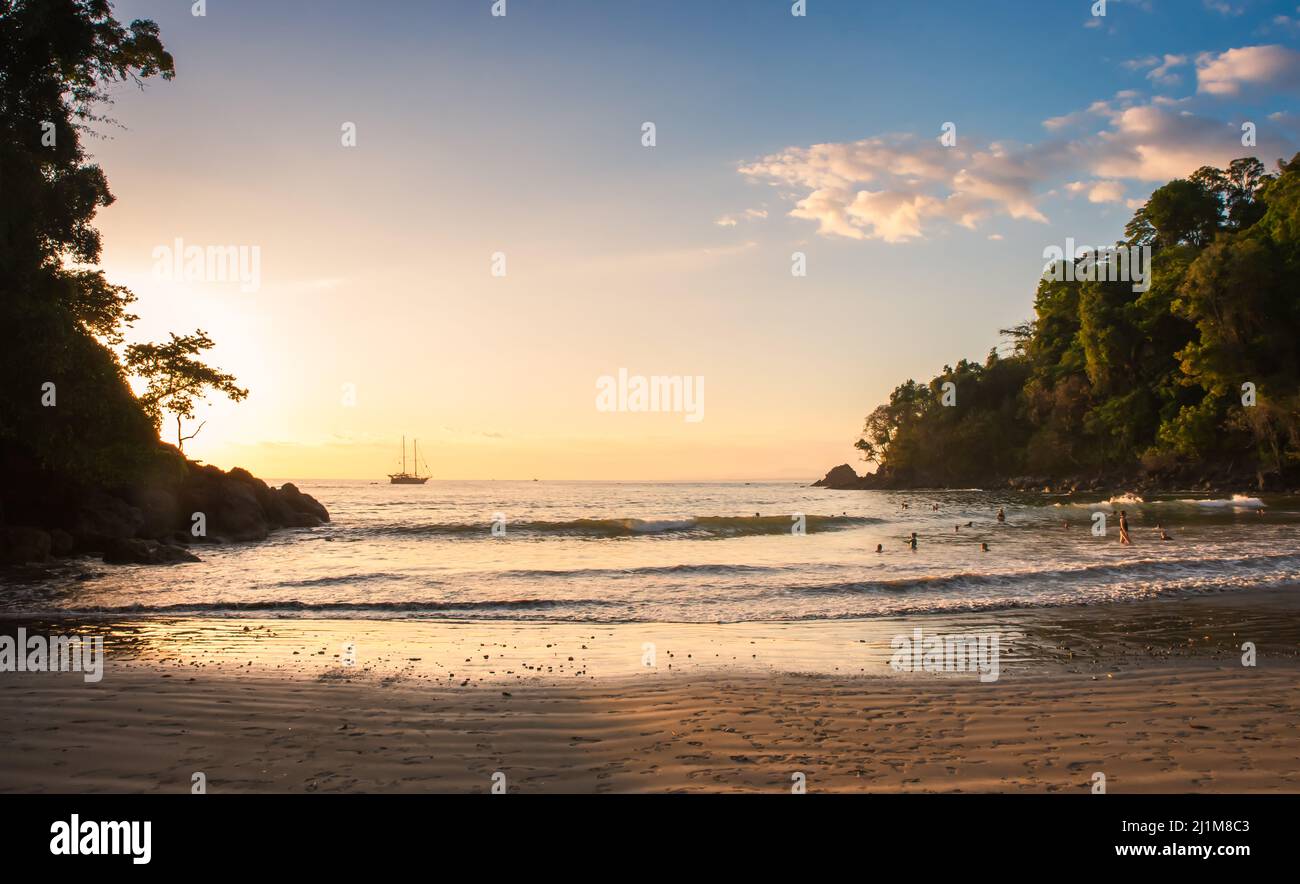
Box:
[212,476,270,541]
[0,526,52,564]
[0,441,330,567]
[812,464,863,489]
[102,538,200,565]
[277,482,329,523]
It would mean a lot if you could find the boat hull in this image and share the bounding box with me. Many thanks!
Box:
[388,476,428,485]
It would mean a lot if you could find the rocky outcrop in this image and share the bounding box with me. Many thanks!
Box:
[70,491,145,548]
[812,464,866,489]
[1,526,52,565]
[279,483,329,523]
[0,450,329,566]
[103,538,201,565]
[813,460,1275,494]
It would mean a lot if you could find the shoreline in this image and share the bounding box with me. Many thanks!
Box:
[3,587,1298,793]
[3,584,1300,677]
[810,463,1300,496]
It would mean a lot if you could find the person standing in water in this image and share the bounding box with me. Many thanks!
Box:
[907,532,917,550]
[996,507,1005,523]
[1118,510,1132,545]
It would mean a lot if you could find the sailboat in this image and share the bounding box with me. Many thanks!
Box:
[388,436,429,485]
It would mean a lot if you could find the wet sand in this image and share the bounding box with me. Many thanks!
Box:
[2,588,1299,793]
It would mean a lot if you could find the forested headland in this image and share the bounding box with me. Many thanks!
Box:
[0,1,326,566]
[817,154,1300,493]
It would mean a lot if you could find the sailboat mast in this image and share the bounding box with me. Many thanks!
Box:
[414,439,419,478]
[402,435,406,474]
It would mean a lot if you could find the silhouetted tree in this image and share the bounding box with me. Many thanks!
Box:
[126,332,249,453]
[1,0,176,481]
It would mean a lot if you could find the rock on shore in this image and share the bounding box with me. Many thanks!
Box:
[811,464,869,490]
[810,459,1277,494]
[0,457,329,566]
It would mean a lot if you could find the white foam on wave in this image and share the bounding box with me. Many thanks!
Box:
[1058,493,1145,509]
[1176,494,1266,509]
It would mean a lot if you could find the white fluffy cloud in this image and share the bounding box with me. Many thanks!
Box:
[736,45,1297,243]
[1196,45,1300,95]
[1066,180,1127,203]
[737,135,1061,243]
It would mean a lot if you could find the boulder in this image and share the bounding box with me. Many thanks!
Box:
[102,538,201,565]
[127,486,181,539]
[69,491,144,551]
[210,479,270,541]
[812,464,862,489]
[2,450,330,566]
[277,483,329,523]
[0,526,52,564]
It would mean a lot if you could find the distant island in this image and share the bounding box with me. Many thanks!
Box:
[0,3,326,566]
[816,154,1300,495]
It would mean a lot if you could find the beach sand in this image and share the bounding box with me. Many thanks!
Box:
[2,589,1299,793]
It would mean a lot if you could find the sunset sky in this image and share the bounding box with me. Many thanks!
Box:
[91,0,1300,480]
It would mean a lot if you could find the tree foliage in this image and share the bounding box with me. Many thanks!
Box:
[1,1,243,484]
[862,155,1300,489]
[125,332,249,453]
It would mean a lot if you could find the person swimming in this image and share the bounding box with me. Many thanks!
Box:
[954,524,960,533]
[1118,509,1132,545]
[996,507,1005,523]
[980,542,989,552]
[875,543,883,553]
[1159,528,1172,541]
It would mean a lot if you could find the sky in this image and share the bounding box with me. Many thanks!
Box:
[88,0,1300,480]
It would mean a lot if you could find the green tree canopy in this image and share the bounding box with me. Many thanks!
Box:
[861,155,1300,490]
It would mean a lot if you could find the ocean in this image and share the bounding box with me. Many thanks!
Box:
[3,482,1297,623]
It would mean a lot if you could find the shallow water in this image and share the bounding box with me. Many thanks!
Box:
[3,482,1298,622]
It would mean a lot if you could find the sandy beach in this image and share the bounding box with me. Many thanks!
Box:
[3,589,1299,794]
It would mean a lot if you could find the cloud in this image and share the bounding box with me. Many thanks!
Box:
[1086,103,1249,181]
[1275,8,1300,32]
[715,208,767,227]
[1149,54,1188,85]
[1204,0,1242,15]
[1196,45,1300,95]
[1123,54,1186,86]
[737,134,1058,242]
[1066,180,1127,203]
[736,46,1298,244]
